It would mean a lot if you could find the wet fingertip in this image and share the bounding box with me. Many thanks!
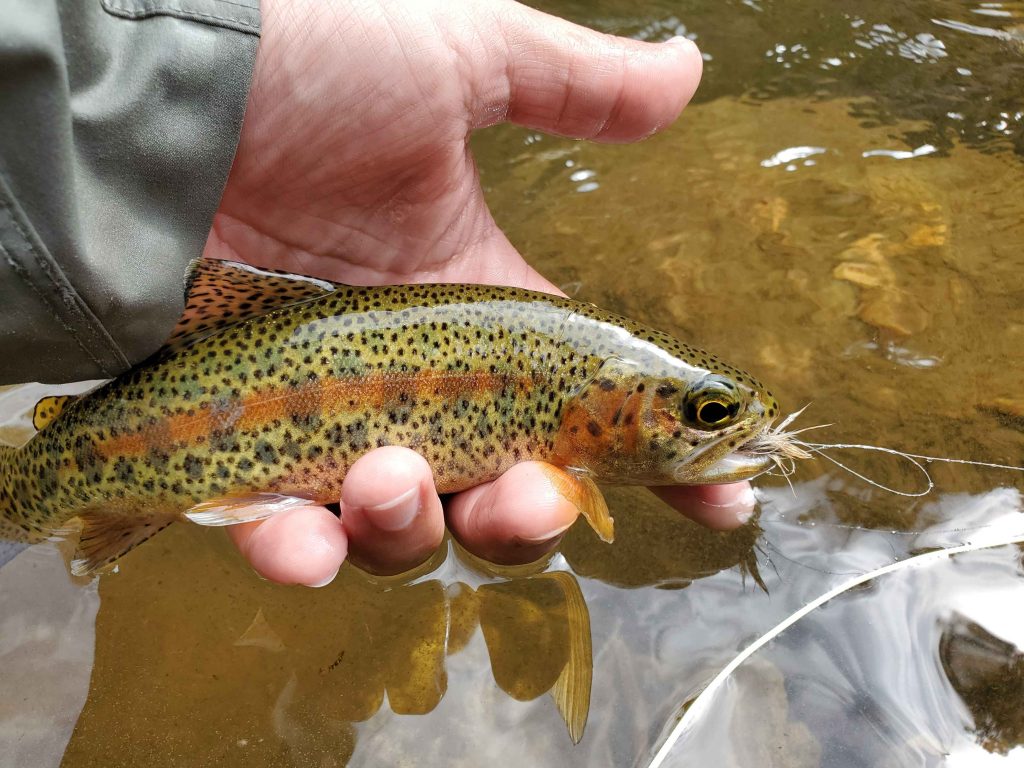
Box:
[303,566,341,588]
[516,520,574,544]
[695,484,758,528]
[242,507,348,586]
[733,485,758,524]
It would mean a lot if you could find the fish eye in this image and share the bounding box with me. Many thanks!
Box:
[696,399,732,427]
[684,377,742,430]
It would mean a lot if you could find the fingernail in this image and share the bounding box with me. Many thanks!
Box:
[734,485,758,524]
[364,486,420,532]
[304,567,340,588]
[666,35,698,52]
[519,520,574,544]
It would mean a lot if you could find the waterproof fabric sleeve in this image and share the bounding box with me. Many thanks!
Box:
[0,0,260,385]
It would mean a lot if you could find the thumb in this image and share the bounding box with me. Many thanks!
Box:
[471,2,703,142]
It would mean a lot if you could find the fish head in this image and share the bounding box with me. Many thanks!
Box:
[555,356,778,486]
[662,369,779,485]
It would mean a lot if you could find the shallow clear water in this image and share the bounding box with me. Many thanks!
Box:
[2,1,1024,766]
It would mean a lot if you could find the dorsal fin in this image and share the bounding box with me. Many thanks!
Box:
[160,258,340,355]
[32,395,76,431]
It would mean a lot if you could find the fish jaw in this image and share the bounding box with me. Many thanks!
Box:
[681,449,774,484]
[670,426,774,485]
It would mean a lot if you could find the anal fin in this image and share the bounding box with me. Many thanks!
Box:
[70,510,176,576]
[540,466,615,543]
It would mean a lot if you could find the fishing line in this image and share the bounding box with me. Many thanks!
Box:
[795,440,1024,497]
[755,535,871,579]
[747,409,1024,539]
[802,443,1024,474]
[753,404,1024,499]
[797,441,934,497]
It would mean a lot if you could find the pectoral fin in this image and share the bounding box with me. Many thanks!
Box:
[184,493,318,526]
[544,571,593,745]
[540,465,615,543]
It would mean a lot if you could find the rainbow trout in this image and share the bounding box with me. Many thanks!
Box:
[0,259,780,574]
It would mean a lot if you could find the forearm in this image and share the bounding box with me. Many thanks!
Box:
[0,0,260,385]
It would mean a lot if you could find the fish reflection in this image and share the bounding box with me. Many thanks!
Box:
[478,572,592,743]
[940,612,1024,755]
[272,570,592,746]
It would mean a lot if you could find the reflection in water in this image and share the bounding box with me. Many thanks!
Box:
[48,536,598,765]
[480,572,592,743]
[561,485,765,590]
[941,613,1024,756]
[254,569,593,751]
[44,500,770,767]
[659,535,1024,768]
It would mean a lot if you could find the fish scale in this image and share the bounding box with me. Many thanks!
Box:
[0,259,778,575]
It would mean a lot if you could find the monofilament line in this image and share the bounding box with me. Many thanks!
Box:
[800,441,1024,497]
[746,405,1024,498]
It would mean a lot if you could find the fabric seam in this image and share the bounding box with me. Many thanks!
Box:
[0,179,129,376]
[101,0,260,33]
[0,240,107,372]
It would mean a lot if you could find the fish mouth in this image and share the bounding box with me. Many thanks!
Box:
[696,449,774,483]
[672,406,821,486]
[672,426,774,484]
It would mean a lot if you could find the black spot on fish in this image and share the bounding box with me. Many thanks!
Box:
[148,448,171,472]
[254,440,278,464]
[184,454,205,481]
[347,420,369,451]
[114,457,135,483]
[586,420,603,437]
[210,429,240,453]
[290,412,323,432]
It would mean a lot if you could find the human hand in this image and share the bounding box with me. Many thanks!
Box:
[205,0,756,586]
